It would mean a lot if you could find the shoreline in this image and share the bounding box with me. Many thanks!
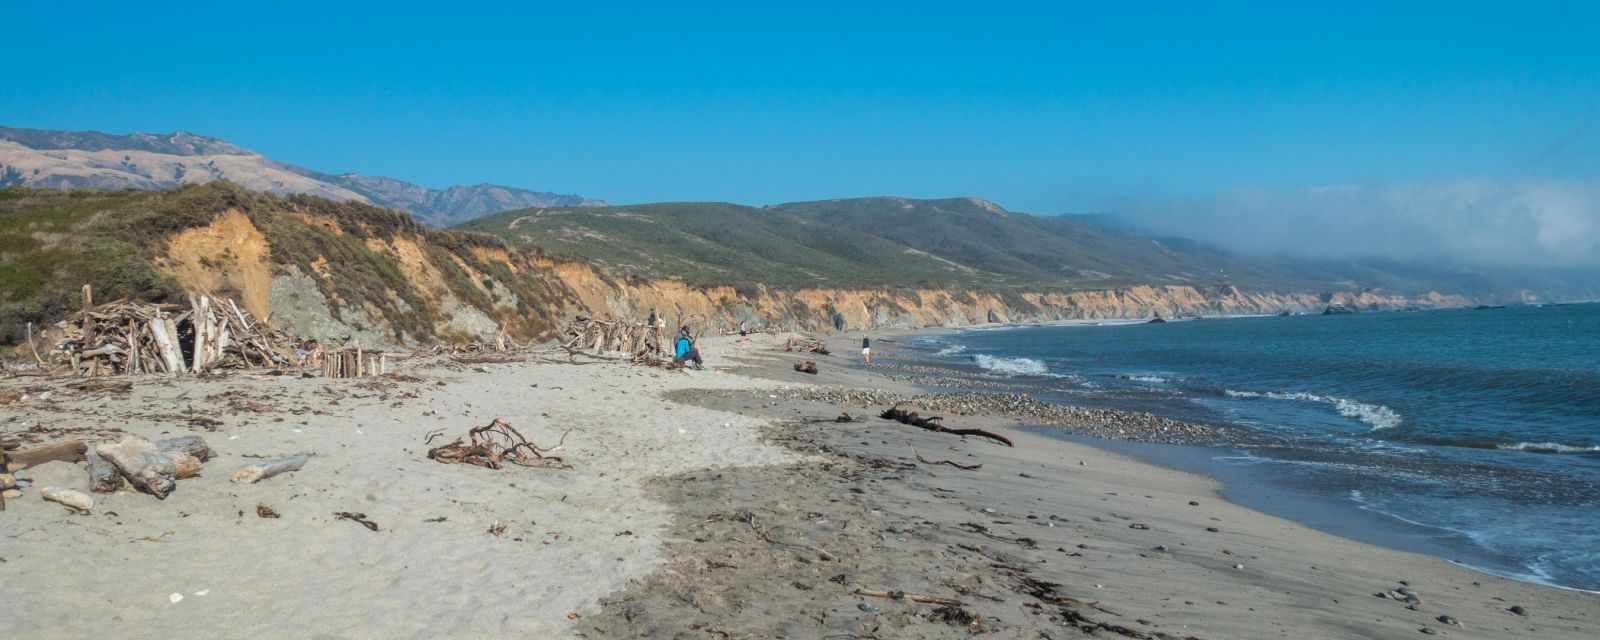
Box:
[854,322,1600,594]
[2,332,1594,638]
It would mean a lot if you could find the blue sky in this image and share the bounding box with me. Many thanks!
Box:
[3,1,1597,217]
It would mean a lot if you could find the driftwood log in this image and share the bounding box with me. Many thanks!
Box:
[41,487,94,512]
[794,361,818,375]
[87,449,125,492]
[4,440,88,471]
[157,436,214,462]
[880,407,1014,447]
[231,455,309,484]
[96,436,181,498]
[853,588,965,607]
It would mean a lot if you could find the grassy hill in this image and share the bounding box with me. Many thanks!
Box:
[462,196,1237,290]
[459,196,1392,293]
[0,184,580,346]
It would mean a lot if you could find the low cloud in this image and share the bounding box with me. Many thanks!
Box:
[1118,179,1600,268]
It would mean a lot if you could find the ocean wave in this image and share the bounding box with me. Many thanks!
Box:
[972,354,1049,376]
[935,344,968,357]
[1496,442,1600,454]
[1223,389,1402,431]
[1118,374,1169,384]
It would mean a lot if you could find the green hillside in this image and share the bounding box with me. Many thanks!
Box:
[460,196,1365,292]
[461,196,1257,290]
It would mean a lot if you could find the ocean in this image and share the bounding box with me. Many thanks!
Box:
[910,303,1600,591]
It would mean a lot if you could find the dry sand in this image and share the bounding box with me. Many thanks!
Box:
[3,332,1595,638]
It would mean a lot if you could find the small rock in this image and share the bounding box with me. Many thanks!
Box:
[1205,526,1220,532]
[1153,545,1169,552]
[1188,501,1200,506]
[1129,523,1149,530]
[1436,615,1459,626]
[1232,563,1244,570]
[1419,626,1437,635]
[41,487,93,512]
[858,602,881,614]
[1508,605,1528,616]
[169,593,184,604]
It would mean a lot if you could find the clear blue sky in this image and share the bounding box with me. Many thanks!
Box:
[4,1,1597,212]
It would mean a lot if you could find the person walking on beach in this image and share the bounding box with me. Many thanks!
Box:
[650,309,667,357]
[861,336,872,365]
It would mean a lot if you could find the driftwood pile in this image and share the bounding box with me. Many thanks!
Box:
[48,287,295,376]
[562,316,666,355]
[425,418,571,470]
[316,347,387,378]
[0,434,214,509]
[880,406,1014,447]
[24,285,393,379]
[784,336,830,355]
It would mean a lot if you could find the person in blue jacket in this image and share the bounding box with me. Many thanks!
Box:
[674,326,704,369]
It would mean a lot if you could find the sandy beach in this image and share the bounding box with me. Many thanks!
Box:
[3,332,1595,638]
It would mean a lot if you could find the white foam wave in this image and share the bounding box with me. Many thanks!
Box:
[972,354,1049,376]
[1497,442,1600,454]
[935,344,968,357]
[1223,390,1402,431]
[1121,374,1169,383]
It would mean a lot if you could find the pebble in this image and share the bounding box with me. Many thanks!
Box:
[1436,615,1460,626]
[857,602,881,614]
[1508,605,1528,616]
[1232,563,1244,570]
[769,387,1224,444]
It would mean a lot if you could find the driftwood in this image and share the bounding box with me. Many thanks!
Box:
[96,436,179,499]
[157,436,214,462]
[794,361,818,375]
[915,451,983,470]
[784,336,831,355]
[87,449,125,492]
[335,511,380,531]
[853,588,965,607]
[880,407,1014,447]
[5,440,88,471]
[49,289,297,377]
[41,487,94,512]
[231,455,309,484]
[426,418,571,470]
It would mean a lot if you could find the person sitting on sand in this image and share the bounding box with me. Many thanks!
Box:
[861,336,872,365]
[674,326,704,369]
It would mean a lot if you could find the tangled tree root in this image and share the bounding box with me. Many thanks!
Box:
[425,418,572,470]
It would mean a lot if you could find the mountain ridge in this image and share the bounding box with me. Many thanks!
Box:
[0,125,604,226]
[461,196,1600,302]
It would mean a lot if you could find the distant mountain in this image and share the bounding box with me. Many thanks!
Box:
[461,195,1600,301]
[0,125,602,225]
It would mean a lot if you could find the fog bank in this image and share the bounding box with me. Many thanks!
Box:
[1117,179,1600,268]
